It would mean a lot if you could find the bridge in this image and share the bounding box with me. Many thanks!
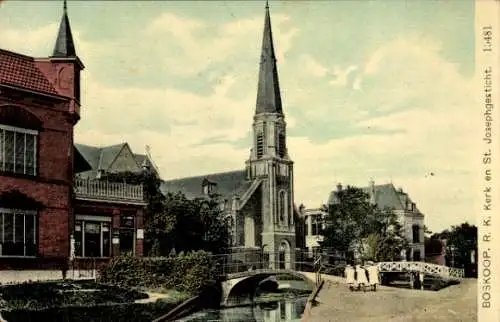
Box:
[210,248,465,306]
[376,261,464,281]
[220,269,316,307]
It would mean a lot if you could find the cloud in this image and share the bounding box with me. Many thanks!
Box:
[287,35,477,231]
[0,8,475,232]
[143,12,299,77]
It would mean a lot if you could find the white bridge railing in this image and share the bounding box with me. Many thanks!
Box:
[377,261,464,280]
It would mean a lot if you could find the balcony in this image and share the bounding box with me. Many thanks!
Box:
[74,178,145,204]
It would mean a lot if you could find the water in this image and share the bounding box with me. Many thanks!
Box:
[180,295,309,322]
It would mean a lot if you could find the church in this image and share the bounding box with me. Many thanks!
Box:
[161,3,297,270]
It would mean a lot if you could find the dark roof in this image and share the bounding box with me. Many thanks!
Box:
[255,3,283,115]
[160,170,251,200]
[98,143,126,170]
[327,183,420,213]
[0,49,58,95]
[74,143,146,178]
[52,1,76,58]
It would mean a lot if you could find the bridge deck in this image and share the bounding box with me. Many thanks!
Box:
[376,261,464,281]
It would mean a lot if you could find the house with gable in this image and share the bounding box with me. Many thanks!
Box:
[161,3,298,270]
[326,180,425,261]
[0,2,148,282]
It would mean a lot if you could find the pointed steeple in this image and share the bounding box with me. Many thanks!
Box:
[52,0,76,57]
[255,1,283,115]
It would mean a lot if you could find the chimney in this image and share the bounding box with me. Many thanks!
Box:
[336,182,343,191]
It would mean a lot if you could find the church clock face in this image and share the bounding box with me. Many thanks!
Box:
[58,67,73,90]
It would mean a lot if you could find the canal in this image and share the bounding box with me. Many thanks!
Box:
[180,279,311,322]
[180,295,308,322]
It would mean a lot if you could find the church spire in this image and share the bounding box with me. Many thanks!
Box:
[255,1,283,115]
[52,0,77,57]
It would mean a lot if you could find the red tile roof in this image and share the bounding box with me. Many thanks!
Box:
[0,49,58,95]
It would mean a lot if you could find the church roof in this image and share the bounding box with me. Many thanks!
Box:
[52,0,77,58]
[0,49,58,95]
[160,170,251,200]
[255,2,283,115]
[327,182,421,213]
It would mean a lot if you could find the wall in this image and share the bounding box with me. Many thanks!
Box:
[74,200,144,257]
[0,91,73,263]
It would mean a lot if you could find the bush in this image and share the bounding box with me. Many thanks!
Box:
[98,251,216,294]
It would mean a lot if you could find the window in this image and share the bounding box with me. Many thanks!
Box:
[412,224,420,243]
[312,215,322,236]
[256,133,264,159]
[74,220,111,257]
[120,215,135,256]
[0,125,37,176]
[279,190,286,222]
[413,250,421,261]
[278,133,286,158]
[0,208,37,257]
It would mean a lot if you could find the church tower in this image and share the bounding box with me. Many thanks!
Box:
[245,2,295,269]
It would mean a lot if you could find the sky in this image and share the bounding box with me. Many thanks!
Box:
[0,0,477,232]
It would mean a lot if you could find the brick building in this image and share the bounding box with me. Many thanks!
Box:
[0,3,145,281]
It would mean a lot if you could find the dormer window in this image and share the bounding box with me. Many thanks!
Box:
[202,179,216,195]
[0,125,37,176]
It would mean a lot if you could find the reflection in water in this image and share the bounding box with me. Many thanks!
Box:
[180,296,308,322]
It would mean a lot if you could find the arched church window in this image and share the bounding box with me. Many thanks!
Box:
[256,132,264,159]
[279,190,286,222]
[278,133,286,158]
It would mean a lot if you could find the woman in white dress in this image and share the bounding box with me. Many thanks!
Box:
[345,264,356,291]
[355,264,369,291]
[366,262,380,291]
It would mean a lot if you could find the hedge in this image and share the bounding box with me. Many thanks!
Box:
[98,251,217,294]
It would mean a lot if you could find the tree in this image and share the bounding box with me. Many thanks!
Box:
[103,171,231,256]
[432,222,477,273]
[364,207,408,262]
[197,194,232,254]
[320,186,376,260]
[320,186,407,263]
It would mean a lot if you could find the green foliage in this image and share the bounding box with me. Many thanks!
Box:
[98,251,217,295]
[0,280,147,311]
[363,207,408,262]
[321,186,378,254]
[104,171,231,256]
[2,297,186,322]
[432,222,477,269]
[321,186,407,262]
[0,280,183,322]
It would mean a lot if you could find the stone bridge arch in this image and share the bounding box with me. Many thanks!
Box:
[221,269,314,307]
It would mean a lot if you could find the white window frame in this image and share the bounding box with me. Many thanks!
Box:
[75,216,112,258]
[0,124,38,176]
[0,207,37,257]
